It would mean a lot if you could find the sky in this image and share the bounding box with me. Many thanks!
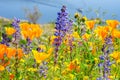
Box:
[0,0,120,23]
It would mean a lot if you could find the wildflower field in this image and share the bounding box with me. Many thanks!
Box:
[0,5,120,80]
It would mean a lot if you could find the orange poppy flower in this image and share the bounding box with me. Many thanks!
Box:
[21,30,28,39]
[20,23,42,41]
[0,65,5,71]
[17,48,24,59]
[111,29,120,38]
[5,27,16,35]
[0,44,7,59]
[6,48,16,59]
[85,20,95,30]
[6,48,24,59]
[110,51,120,60]
[106,20,119,29]
[9,74,14,80]
[69,62,76,70]
[19,23,30,31]
[94,26,108,40]
[68,59,80,71]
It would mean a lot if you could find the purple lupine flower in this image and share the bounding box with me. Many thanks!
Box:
[53,5,73,64]
[99,55,105,60]
[12,17,21,44]
[98,63,103,67]
[97,77,103,80]
[22,38,32,54]
[97,36,114,80]
[12,18,32,54]
[11,17,21,77]
[0,33,11,46]
[12,17,20,28]
[54,5,72,38]
[39,61,48,78]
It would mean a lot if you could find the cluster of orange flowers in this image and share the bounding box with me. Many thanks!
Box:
[20,23,43,40]
[0,44,24,71]
[0,44,23,59]
[85,20,120,41]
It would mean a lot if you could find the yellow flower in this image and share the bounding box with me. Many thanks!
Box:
[85,20,95,30]
[54,77,60,80]
[116,59,120,64]
[111,29,120,38]
[82,33,91,40]
[94,58,99,64]
[20,59,25,63]
[74,12,81,18]
[39,45,46,51]
[72,32,80,38]
[32,48,53,63]
[82,16,88,21]
[106,20,119,29]
[110,51,120,61]
[69,74,75,80]
[0,65,5,71]
[108,76,114,80]
[27,68,37,72]
[110,51,120,60]
[5,27,16,35]
[83,76,89,80]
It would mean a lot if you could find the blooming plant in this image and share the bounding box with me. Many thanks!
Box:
[0,5,120,80]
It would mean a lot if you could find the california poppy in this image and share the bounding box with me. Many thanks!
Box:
[6,48,23,59]
[0,44,7,59]
[94,26,108,41]
[85,20,95,30]
[6,48,16,59]
[0,65,5,71]
[111,29,120,38]
[20,23,42,41]
[106,20,119,29]
[5,27,16,35]
[110,51,120,60]
[82,33,91,41]
[32,48,53,63]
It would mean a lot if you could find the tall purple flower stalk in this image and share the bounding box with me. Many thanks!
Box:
[12,17,21,78]
[54,5,73,65]
[97,36,114,80]
[12,17,21,44]
[39,61,48,78]
[21,38,32,54]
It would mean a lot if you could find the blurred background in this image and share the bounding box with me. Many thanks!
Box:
[0,0,120,23]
